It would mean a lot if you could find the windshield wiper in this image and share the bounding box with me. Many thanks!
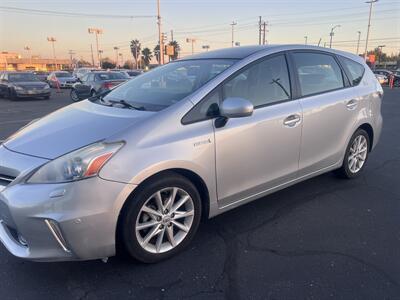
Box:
[106,99,146,111]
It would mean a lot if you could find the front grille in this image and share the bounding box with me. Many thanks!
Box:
[0,174,16,186]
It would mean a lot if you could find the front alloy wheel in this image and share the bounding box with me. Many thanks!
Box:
[135,187,195,254]
[120,172,201,263]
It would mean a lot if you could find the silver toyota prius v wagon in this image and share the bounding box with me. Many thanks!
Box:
[0,45,383,263]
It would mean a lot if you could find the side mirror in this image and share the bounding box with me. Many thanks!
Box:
[220,97,254,118]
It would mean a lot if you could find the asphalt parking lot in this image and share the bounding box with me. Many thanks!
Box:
[0,88,399,300]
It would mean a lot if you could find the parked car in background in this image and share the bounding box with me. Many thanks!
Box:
[70,71,128,101]
[47,71,77,88]
[0,71,51,100]
[32,71,50,82]
[111,69,143,78]
[72,67,98,80]
[0,45,382,263]
[375,73,387,85]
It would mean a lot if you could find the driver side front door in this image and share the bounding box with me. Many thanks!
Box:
[214,53,303,208]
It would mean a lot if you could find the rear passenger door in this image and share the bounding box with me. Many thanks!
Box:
[290,51,361,176]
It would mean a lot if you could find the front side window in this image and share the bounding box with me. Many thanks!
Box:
[222,55,291,108]
[292,52,344,97]
[338,56,365,86]
[103,59,236,111]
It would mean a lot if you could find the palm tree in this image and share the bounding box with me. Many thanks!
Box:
[153,44,160,63]
[130,39,141,68]
[168,40,180,60]
[141,48,153,67]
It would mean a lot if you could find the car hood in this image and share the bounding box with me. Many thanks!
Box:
[4,100,153,159]
[13,81,47,88]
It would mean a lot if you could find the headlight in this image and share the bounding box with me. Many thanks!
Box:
[13,85,24,91]
[27,142,124,183]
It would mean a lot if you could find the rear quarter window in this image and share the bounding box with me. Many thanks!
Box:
[338,56,365,86]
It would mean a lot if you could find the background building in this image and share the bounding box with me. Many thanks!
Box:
[0,51,70,71]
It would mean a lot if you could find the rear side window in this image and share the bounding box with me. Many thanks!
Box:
[292,52,344,97]
[338,56,365,86]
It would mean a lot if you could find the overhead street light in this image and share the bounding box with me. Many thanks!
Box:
[47,37,57,70]
[364,0,379,59]
[88,28,103,68]
[329,25,341,48]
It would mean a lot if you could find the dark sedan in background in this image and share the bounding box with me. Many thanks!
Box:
[47,71,77,88]
[0,72,51,100]
[70,71,128,101]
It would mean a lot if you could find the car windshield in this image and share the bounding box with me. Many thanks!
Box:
[56,72,72,78]
[8,73,39,82]
[103,59,236,111]
[96,72,126,80]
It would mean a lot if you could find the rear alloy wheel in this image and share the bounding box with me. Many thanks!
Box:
[335,129,370,178]
[121,173,201,263]
[70,89,80,102]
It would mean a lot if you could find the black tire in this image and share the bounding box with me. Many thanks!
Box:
[7,88,17,101]
[120,172,202,263]
[90,90,96,97]
[43,95,50,100]
[335,128,370,179]
[70,89,80,102]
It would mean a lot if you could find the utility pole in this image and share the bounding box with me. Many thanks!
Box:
[90,44,95,67]
[377,45,385,67]
[329,24,341,48]
[113,46,119,68]
[157,0,164,65]
[47,37,57,70]
[258,16,262,45]
[88,28,103,68]
[170,29,174,42]
[68,50,75,69]
[24,46,32,66]
[262,22,267,45]
[119,53,124,68]
[186,38,196,55]
[98,50,103,68]
[364,0,378,59]
[230,21,237,47]
[304,36,308,45]
[356,31,362,55]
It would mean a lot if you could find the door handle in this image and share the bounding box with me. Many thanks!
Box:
[283,114,301,127]
[346,99,358,110]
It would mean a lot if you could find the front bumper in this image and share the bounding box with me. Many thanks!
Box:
[15,90,51,97]
[0,147,136,261]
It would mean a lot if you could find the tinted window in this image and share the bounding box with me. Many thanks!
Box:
[8,73,39,82]
[87,73,95,81]
[95,72,126,81]
[338,57,364,86]
[55,72,72,78]
[81,74,89,82]
[103,59,236,112]
[292,52,344,96]
[223,55,291,108]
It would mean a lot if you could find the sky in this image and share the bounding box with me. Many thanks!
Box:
[0,0,399,63]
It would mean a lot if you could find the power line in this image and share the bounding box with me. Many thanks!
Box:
[0,6,155,19]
